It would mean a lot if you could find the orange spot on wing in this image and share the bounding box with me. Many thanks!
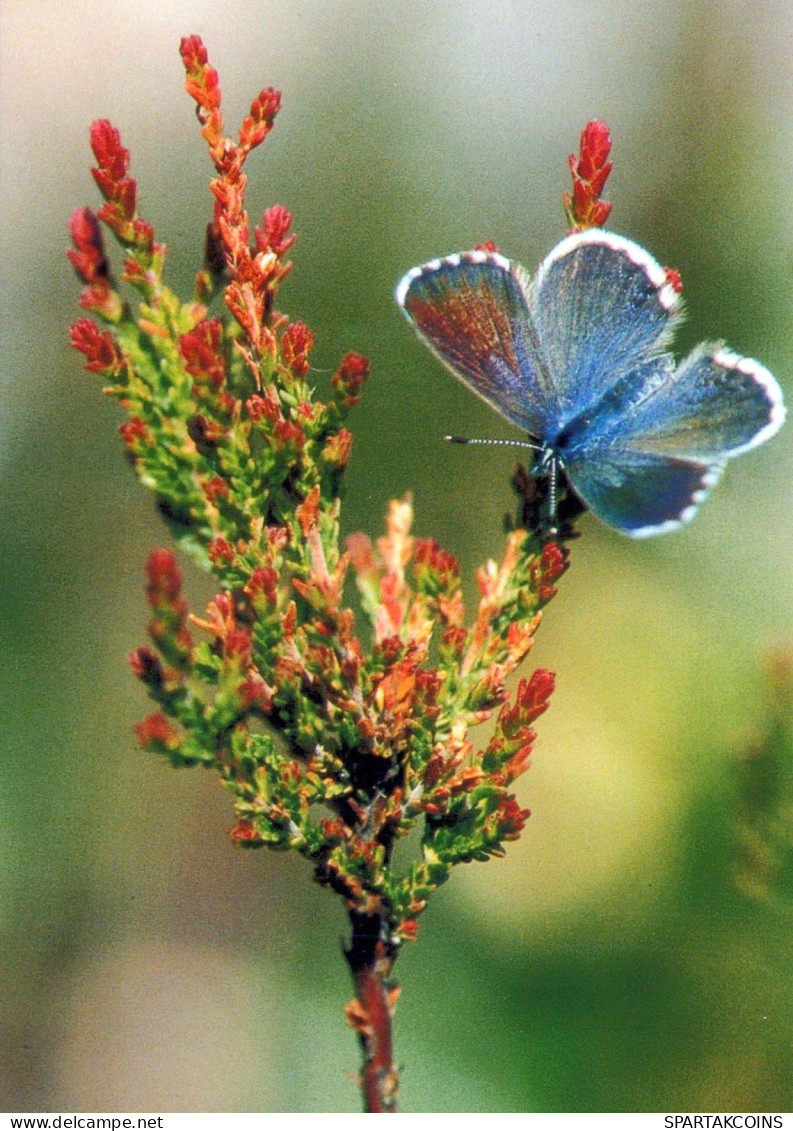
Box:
[408,277,520,375]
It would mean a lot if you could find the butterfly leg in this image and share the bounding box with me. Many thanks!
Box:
[512,450,586,542]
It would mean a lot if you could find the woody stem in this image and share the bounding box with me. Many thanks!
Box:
[345,910,399,1113]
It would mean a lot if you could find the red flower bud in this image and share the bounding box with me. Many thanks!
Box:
[146,549,183,603]
[332,352,370,405]
[69,318,124,373]
[208,537,236,565]
[180,35,221,114]
[256,205,296,258]
[224,627,252,666]
[229,821,264,846]
[239,87,282,152]
[494,797,530,840]
[574,120,612,186]
[563,120,613,232]
[119,417,151,449]
[398,919,420,942]
[135,711,181,751]
[245,566,279,608]
[499,668,555,738]
[180,319,226,386]
[281,321,313,378]
[129,645,164,687]
[67,208,110,283]
[202,475,230,504]
[89,120,129,183]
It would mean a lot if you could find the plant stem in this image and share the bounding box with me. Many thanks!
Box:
[345,911,399,1112]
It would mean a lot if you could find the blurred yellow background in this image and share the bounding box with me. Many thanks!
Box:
[2,0,792,1113]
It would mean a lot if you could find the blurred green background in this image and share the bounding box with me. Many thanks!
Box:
[2,0,793,1113]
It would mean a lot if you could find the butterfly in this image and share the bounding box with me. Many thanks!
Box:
[396,229,785,537]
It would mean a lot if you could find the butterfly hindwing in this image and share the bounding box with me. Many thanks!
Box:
[610,343,785,461]
[560,340,785,535]
[563,446,723,537]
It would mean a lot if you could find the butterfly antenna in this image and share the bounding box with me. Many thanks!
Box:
[444,435,541,451]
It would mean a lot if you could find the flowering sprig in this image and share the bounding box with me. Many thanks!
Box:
[563,119,613,232]
[68,37,570,1112]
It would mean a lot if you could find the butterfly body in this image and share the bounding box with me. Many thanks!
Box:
[396,230,785,537]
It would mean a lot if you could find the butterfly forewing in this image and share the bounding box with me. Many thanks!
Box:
[396,252,554,437]
[530,230,682,437]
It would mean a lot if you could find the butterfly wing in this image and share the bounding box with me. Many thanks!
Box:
[611,343,785,460]
[563,447,724,537]
[530,230,683,438]
[396,251,554,437]
[561,346,785,537]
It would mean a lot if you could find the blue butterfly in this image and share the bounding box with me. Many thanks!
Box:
[396,229,785,537]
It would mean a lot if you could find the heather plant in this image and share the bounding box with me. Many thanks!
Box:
[67,36,727,1112]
